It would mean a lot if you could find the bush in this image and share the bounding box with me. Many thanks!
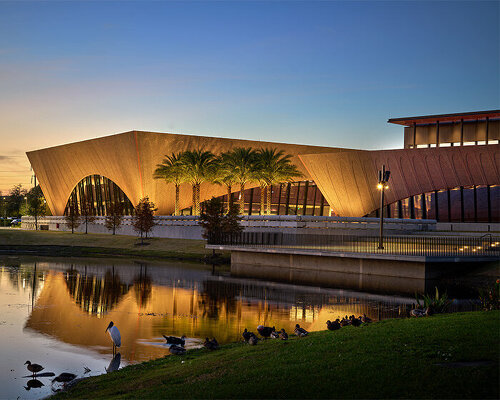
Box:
[199,197,242,243]
[478,279,500,311]
[416,287,451,314]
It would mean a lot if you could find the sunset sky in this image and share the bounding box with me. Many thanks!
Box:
[0,1,498,194]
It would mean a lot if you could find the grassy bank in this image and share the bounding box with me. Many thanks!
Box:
[0,229,220,262]
[54,311,499,399]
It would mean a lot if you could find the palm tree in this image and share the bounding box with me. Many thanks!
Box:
[222,147,257,214]
[153,152,185,216]
[254,148,303,215]
[180,149,217,215]
[211,152,238,213]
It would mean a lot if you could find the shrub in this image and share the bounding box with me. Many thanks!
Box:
[416,287,451,314]
[478,279,500,311]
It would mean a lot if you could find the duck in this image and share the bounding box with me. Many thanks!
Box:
[248,335,259,346]
[270,329,280,339]
[326,319,341,331]
[340,316,350,326]
[52,372,77,383]
[169,344,187,355]
[25,361,44,376]
[204,337,219,350]
[350,315,362,327]
[257,325,275,338]
[294,324,308,337]
[361,314,372,323]
[163,335,186,347]
[279,328,288,340]
[410,308,426,317]
[242,328,255,342]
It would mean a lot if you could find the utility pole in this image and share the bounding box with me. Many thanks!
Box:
[377,165,390,249]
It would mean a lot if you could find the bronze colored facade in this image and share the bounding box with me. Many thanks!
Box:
[26,131,350,216]
[27,111,500,221]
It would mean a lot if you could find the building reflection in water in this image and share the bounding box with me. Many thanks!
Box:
[0,259,423,364]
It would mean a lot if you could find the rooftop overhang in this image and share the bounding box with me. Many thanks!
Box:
[388,110,500,126]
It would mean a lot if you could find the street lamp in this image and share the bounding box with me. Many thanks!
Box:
[377,165,390,249]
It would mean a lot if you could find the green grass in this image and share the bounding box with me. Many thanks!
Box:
[0,229,222,262]
[54,311,499,399]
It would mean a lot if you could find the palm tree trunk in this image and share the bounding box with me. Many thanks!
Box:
[192,184,196,215]
[260,184,266,215]
[266,185,272,215]
[239,183,245,215]
[195,183,201,215]
[175,184,180,216]
[226,184,232,214]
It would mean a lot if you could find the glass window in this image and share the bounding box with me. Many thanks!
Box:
[462,186,475,222]
[449,187,462,222]
[413,194,423,219]
[490,185,499,223]
[401,198,411,219]
[476,185,489,222]
[437,189,449,222]
[390,201,399,219]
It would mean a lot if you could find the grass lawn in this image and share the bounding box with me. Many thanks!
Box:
[0,229,215,261]
[54,311,499,399]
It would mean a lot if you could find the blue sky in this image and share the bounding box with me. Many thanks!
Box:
[0,1,498,191]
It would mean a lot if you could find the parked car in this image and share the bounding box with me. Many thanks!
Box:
[10,219,21,226]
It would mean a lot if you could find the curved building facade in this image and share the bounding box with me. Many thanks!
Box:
[26,110,500,222]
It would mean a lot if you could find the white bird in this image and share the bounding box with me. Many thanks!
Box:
[105,321,121,354]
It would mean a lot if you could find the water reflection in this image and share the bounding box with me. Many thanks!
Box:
[106,353,121,373]
[65,265,131,315]
[0,256,482,400]
[24,378,44,391]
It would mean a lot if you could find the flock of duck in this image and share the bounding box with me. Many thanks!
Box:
[23,315,374,392]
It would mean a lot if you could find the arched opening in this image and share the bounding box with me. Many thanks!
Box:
[64,174,135,216]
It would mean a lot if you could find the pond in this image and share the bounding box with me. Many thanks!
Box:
[0,255,484,399]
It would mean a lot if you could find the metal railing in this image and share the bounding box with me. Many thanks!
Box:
[208,232,500,257]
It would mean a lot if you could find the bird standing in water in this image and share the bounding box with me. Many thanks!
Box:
[25,361,44,377]
[105,321,121,355]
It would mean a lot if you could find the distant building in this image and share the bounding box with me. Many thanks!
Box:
[27,110,499,222]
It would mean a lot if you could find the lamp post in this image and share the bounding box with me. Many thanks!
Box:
[377,165,390,249]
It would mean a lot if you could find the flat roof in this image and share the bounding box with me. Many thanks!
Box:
[388,110,500,126]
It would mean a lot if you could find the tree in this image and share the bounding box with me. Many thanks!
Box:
[180,150,217,215]
[26,185,47,230]
[132,196,157,244]
[222,148,257,214]
[254,148,302,215]
[80,197,96,234]
[211,152,238,214]
[105,202,124,235]
[65,199,81,234]
[6,184,26,218]
[199,197,242,244]
[153,152,186,216]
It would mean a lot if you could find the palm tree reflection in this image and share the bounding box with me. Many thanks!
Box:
[64,265,130,314]
[133,264,152,308]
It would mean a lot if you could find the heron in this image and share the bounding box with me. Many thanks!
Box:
[105,321,121,355]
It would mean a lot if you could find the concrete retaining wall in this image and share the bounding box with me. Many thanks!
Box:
[21,215,437,239]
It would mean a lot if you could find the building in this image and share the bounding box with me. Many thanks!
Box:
[26,110,500,223]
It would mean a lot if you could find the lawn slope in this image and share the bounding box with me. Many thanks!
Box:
[0,229,214,261]
[54,311,499,399]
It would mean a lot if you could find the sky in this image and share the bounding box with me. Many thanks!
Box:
[0,1,498,193]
